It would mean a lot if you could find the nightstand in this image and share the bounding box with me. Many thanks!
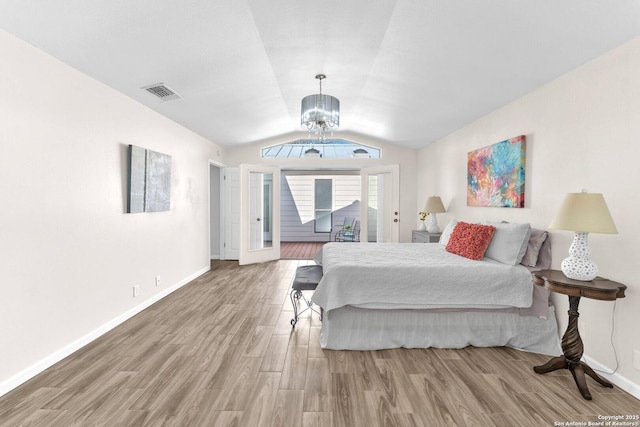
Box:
[532,269,626,400]
[412,230,442,243]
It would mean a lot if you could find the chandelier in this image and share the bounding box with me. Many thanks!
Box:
[301,74,340,142]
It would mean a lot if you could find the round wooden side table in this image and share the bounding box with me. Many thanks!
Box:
[532,269,626,401]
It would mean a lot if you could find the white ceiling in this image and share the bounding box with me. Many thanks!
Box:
[1,1,639,149]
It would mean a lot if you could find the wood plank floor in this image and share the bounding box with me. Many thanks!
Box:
[1,260,638,426]
[280,242,326,260]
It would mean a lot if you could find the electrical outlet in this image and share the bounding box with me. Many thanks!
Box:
[155,275,161,287]
[133,285,140,298]
[633,349,640,372]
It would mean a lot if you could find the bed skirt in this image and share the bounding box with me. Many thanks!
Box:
[319,305,561,356]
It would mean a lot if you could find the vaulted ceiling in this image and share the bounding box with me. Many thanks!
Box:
[1,1,639,149]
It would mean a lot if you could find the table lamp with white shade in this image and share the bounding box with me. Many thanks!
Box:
[548,190,617,281]
[423,196,446,233]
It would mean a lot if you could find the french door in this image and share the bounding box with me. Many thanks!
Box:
[360,165,400,243]
[239,164,281,265]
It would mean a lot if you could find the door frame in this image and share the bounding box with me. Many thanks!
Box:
[209,160,226,260]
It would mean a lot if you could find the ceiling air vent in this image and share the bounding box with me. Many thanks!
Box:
[142,83,182,102]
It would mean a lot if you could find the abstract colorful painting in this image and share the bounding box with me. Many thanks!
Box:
[467,135,525,208]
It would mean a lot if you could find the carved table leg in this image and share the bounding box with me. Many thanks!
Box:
[569,362,591,400]
[533,295,611,400]
[562,296,583,360]
[582,363,614,388]
[533,356,567,374]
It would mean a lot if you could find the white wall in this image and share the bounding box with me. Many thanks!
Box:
[225,132,418,242]
[418,36,640,393]
[0,29,223,394]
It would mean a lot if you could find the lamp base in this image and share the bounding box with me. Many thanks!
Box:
[426,214,440,234]
[561,232,598,281]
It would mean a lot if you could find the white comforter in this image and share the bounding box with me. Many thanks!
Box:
[312,243,533,311]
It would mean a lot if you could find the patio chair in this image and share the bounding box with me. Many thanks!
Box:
[331,217,356,241]
[335,219,360,242]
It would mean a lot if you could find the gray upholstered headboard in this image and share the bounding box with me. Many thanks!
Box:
[526,231,552,271]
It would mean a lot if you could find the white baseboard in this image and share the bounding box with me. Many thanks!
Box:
[0,265,210,398]
[583,354,640,400]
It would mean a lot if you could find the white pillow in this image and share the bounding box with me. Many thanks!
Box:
[439,219,458,246]
[483,222,532,265]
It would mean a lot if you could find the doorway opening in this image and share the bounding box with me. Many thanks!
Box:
[220,165,399,263]
[280,170,361,244]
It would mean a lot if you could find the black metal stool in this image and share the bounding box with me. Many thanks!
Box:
[290,265,323,327]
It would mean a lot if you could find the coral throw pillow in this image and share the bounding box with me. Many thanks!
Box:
[445,222,496,261]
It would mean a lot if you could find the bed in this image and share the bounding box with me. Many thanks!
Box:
[311,221,562,355]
